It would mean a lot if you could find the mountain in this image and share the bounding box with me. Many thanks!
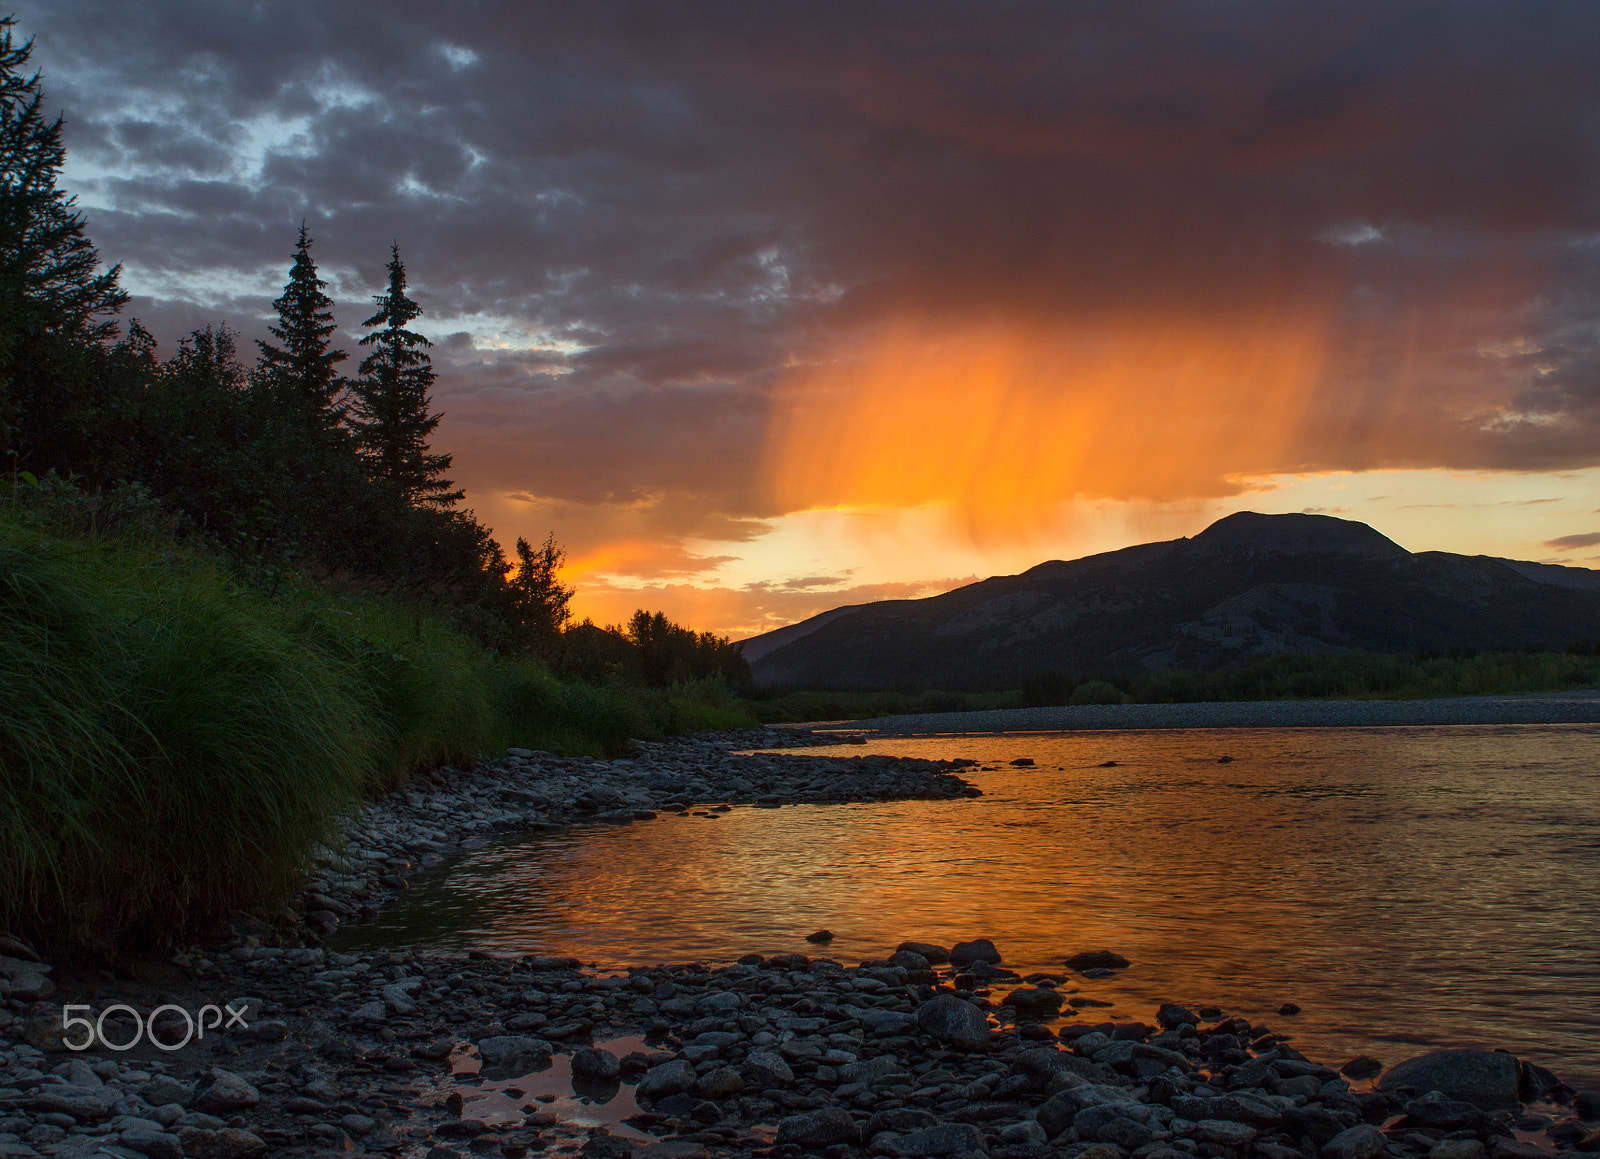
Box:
[743,512,1600,689]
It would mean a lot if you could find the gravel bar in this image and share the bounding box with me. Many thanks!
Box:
[839,690,1600,737]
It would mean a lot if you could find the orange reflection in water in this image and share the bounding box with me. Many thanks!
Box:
[763,316,1335,540]
[342,725,1600,1084]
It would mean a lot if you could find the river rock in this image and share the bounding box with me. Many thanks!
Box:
[0,954,52,1000]
[193,1070,260,1114]
[1321,1124,1388,1159]
[777,1105,859,1147]
[742,1050,794,1087]
[1171,1092,1281,1126]
[879,1122,987,1156]
[116,1124,183,1159]
[914,995,991,1049]
[475,1035,554,1069]
[571,1048,621,1081]
[1431,1141,1487,1159]
[897,941,951,963]
[1404,1090,1481,1128]
[1066,950,1131,971]
[638,1059,698,1099]
[1378,1050,1521,1110]
[949,938,1002,966]
[1002,986,1065,1019]
[1198,1119,1258,1147]
[697,1066,744,1100]
[138,1078,195,1109]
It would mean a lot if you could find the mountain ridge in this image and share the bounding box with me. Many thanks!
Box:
[743,512,1600,689]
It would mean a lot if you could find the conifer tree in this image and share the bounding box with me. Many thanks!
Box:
[0,14,127,453]
[256,223,345,421]
[351,244,462,507]
[509,533,573,650]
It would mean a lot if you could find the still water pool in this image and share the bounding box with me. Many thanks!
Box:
[338,724,1600,1085]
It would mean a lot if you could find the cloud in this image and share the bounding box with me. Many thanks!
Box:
[21,0,1600,629]
[1544,532,1600,550]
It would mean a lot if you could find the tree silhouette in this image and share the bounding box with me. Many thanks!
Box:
[350,244,462,507]
[510,533,573,651]
[256,223,345,423]
[0,14,127,460]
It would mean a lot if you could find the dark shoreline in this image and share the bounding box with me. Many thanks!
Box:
[835,691,1600,737]
[2,727,1597,1158]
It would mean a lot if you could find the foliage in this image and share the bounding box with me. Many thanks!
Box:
[350,244,462,508]
[626,609,751,687]
[509,533,573,655]
[255,223,346,423]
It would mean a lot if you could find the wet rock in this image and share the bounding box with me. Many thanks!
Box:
[1403,1090,1481,1129]
[898,942,951,963]
[915,995,991,1049]
[476,1035,554,1069]
[879,1122,988,1156]
[1576,1092,1600,1121]
[949,938,1002,966]
[805,930,834,943]
[889,949,931,971]
[1379,1050,1521,1110]
[1065,951,1131,971]
[638,1059,698,1099]
[193,1070,260,1115]
[776,1105,859,1147]
[1001,987,1065,1020]
[1341,1055,1383,1080]
[1156,1004,1198,1029]
[572,1048,622,1081]
[1320,1124,1388,1159]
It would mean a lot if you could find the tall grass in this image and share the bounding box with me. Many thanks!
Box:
[0,520,368,950]
[0,503,736,952]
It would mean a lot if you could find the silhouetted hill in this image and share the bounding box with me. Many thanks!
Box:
[744,512,1600,689]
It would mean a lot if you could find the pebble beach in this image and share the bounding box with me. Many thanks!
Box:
[1,716,1597,1159]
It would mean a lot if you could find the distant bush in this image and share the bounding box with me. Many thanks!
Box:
[1068,679,1128,705]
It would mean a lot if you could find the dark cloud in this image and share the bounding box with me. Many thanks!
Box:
[20,0,1600,541]
[1545,532,1600,550]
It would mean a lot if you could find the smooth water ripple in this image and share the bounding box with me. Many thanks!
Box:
[339,724,1600,1085]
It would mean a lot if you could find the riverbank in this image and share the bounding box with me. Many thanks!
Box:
[3,728,1596,1159]
[838,691,1600,737]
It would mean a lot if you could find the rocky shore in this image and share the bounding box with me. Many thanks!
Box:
[1,729,1596,1159]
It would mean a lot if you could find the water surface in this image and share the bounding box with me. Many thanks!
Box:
[339,724,1600,1085]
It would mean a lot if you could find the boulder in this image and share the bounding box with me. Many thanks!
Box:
[1001,987,1065,1019]
[897,941,951,963]
[475,1035,553,1070]
[1066,950,1131,971]
[1378,1050,1521,1110]
[742,1050,794,1087]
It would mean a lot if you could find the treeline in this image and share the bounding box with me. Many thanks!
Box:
[1018,648,1600,707]
[0,16,743,689]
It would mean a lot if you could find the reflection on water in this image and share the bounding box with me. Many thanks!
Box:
[338,724,1600,1085]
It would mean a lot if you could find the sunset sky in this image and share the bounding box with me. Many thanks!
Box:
[24,1,1600,637]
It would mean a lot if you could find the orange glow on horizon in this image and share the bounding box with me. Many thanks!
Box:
[763,314,1338,542]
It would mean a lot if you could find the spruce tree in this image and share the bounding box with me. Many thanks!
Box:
[351,244,462,507]
[0,14,127,456]
[256,223,345,422]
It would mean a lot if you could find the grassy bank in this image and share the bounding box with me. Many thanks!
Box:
[746,648,1600,722]
[0,509,753,953]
